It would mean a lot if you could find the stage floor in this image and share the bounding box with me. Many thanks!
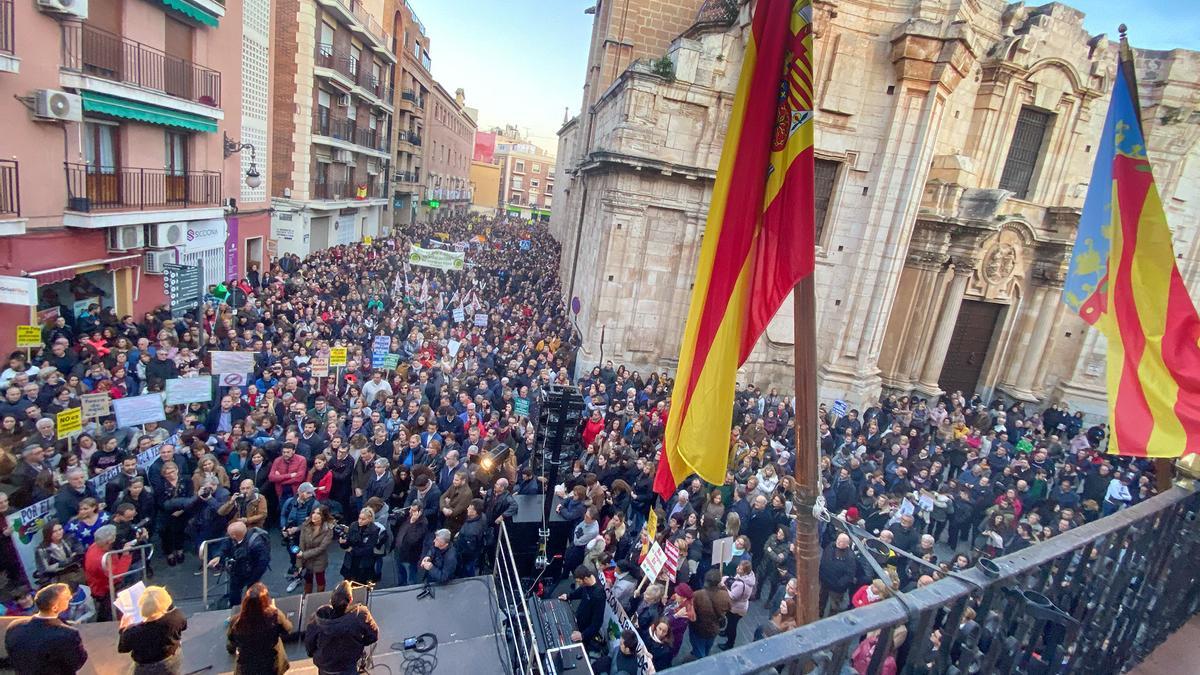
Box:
[72,577,512,675]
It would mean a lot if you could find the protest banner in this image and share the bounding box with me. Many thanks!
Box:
[640,541,668,580]
[384,353,401,371]
[474,313,488,327]
[515,397,530,417]
[599,578,656,673]
[80,392,111,419]
[165,376,215,405]
[56,407,82,440]
[210,351,256,375]
[311,356,330,378]
[371,335,393,369]
[408,245,465,272]
[452,308,465,323]
[15,325,41,348]
[330,347,348,367]
[112,393,167,428]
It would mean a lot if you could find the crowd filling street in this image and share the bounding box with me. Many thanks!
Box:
[0,215,1159,673]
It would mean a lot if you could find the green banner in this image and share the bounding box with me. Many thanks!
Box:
[408,245,466,271]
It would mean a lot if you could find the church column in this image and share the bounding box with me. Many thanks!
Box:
[897,260,948,385]
[1010,285,1058,396]
[915,265,971,394]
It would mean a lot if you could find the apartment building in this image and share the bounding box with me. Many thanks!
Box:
[0,0,272,354]
[492,131,555,222]
[388,0,430,226]
[269,0,394,257]
[425,83,475,218]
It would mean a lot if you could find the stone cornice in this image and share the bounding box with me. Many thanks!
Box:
[577,150,717,182]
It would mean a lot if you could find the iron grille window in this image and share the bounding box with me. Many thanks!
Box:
[814,159,840,243]
[999,107,1054,200]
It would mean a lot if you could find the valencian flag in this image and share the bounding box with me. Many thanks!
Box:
[1063,34,1200,458]
[654,0,816,499]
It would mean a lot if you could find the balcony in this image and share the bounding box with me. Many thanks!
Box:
[313,112,388,157]
[61,23,221,111]
[312,180,349,200]
[313,111,356,143]
[399,89,425,113]
[65,163,221,214]
[355,127,388,153]
[314,0,394,61]
[312,178,387,203]
[0,0,16,74]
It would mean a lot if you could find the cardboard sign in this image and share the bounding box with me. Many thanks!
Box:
[218,373,249,388]
[112,393,167,428]
[311,357,330,378]
[514,398,530,417]
[711,536,735,566]
[370,335,392,369]
[448,339,462,357]
[56,407,82,440]
[15,325,41,348]
[473,313,488,327]
[452,308,465,323]
[383,353,400,370]
[210,351,256,375]
[641,541,668,580]
[329,347,348,367]
[165,376,214,405]
[80,392,111,419]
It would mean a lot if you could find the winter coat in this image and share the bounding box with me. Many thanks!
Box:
[440,482,473,533]
[304,604,379,675]
[819,545,859,594]
[690,587,732,639]
[724,571,757,616]
[298,522,334,573]
[218,492,268,530]
[227,608,293,674]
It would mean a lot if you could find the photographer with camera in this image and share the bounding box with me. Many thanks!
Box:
[281,482,318,578]
[111,502,152,577]
[303,581,379,675]
[209,521,271,610]
[339,507,382,584]
[219,479,268,530]
[187,475,231,561]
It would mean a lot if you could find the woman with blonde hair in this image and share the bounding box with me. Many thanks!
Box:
[192,452,230,492]
[117,585,188,673]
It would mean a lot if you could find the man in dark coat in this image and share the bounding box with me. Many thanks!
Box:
[419,528,458,584]
[4,583,89,674]
[454,499,487,577]
[212,521,271,609]
[558,565,606,649]
[818,533,860,616]
[304,581,379,675]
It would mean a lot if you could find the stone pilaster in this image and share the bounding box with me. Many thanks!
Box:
[914,265,971,396]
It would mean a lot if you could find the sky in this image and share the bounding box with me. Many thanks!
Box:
[408,1,1199,155]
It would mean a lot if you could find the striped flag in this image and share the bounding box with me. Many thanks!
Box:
[654,0,816,499]
[1063,38,1200,457]
[663,541,681,583]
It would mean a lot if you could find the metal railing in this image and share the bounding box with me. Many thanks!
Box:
[394,171,419,184]
[315,43,358,82]
[62,22,221,107]
[314,110,356,142]
[493,521,541,675]
[65,163,221,212]
[199,535,228,610]
[675,485,1200,675]
[313,180,350,200]
[104,541,155,629]
[398,130,422,146]
[0,0,13,56]
[0,159,18,217]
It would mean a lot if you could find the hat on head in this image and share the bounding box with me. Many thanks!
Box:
[298,482,315,495]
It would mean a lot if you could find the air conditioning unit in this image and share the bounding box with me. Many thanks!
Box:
[36,0,88,18]
[147,222,185,248]
[338,94,351,107]
[108,225,145,252]
[143,249,176,275]
[33,90,82,122]
[334,149,354,164]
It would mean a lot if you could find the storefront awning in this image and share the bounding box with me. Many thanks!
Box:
[157,0,220,27]
[28,254,141,286]
[81,91,219,133]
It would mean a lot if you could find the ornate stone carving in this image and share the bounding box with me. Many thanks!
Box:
[983,243,1017,283]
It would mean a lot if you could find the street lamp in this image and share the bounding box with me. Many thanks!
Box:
[223,132,262,189]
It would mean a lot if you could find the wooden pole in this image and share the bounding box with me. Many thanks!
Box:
[792,275,822,627]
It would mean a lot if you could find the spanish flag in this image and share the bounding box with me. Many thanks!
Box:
[654,0,816,499]
[1063,33,1200,458]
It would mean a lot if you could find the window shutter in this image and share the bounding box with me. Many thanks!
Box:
[999,108,1053,200]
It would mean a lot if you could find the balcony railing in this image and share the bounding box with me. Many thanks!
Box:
[355,128,388,153]
[675,485,1200,675]
[315,43,357,83]
[62,23,221,107]
[0,159,18,217]
[313,179,386,200]
[314,110,356,142]
[0,0,13,56]
[394,171,419,184]
[65,163,221,212]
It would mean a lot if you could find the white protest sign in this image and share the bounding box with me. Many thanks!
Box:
[641,541,669,580]
[112,393,167,428]
[218,373,249,387]
[165,376,214,405]
[80,392,111,419]
[408,245,465,272]
[473,313,488,327]
[452,308,465,323]
[599,578,656,673]
[448,339,462,357]
[211,351,257,375]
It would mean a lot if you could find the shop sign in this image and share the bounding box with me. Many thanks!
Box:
[0,276,37,306]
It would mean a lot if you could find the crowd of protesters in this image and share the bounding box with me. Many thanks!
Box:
[0,212,1155,674]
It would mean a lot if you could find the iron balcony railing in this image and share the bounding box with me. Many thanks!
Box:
[314,110,356,143]
[0,159,18,218]
[62,23,221,107]
[0,0,13,56]
[312,179,385,200]
[312,180,349,201]
[355,127,387,153]
[675,485,1200,675]
[65,163,222,212]
[394,171,419,184]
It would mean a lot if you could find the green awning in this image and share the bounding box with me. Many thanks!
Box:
[81,91,218,133]
[158,0,220,27]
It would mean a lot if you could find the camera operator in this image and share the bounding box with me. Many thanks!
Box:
[209,521,271,610]
[338,507,382,584]
[219,479,268,530]
[419,528,457,585]
[304,581,379,675]
[111,502,151,555]
[187,475,231,561]
[281,482,318,578]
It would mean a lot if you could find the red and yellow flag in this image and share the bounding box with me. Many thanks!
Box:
[1063,39,1200,457]
[654,0,815,499]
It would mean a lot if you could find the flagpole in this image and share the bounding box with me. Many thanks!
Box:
[793,274,822,626]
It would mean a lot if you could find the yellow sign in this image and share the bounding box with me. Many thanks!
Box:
[329,347,348,367]
[363,236,373,245]
[16,325,41,348]
[641,509,659,557]
[56,407,82,440]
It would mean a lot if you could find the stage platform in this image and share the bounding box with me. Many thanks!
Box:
[70,577,511,675]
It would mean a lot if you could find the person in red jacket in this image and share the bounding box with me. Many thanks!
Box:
[581,410,605,448]
[84,524,131,622]
[269,443,308,502]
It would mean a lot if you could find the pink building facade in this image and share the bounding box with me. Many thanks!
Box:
[0,0,272,354]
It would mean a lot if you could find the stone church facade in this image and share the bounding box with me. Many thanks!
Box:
[550,0,1200,417]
